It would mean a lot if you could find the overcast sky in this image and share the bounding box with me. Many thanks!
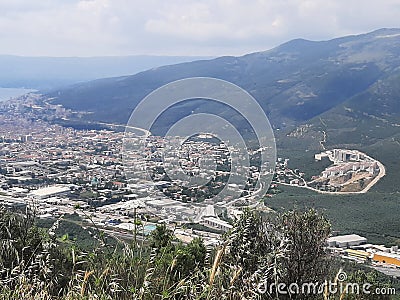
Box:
[1,0,399,57]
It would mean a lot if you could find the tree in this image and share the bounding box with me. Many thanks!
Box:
[206,209,332,299]
[172,237,207,280]
[279,209,331,295]
[149,224,174,250]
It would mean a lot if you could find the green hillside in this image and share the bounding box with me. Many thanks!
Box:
[45,28,400,132]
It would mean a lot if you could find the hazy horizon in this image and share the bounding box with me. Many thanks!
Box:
[1,1,399,57]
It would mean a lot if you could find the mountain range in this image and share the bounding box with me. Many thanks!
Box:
[45,28,400,135]
[40,28,400,194]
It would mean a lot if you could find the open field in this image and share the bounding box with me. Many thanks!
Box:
[265,184,400,246]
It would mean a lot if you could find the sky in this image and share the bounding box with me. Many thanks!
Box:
[1,0,399,57]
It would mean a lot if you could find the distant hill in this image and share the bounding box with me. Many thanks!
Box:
[0,55,212,90]
[45,28,400,134]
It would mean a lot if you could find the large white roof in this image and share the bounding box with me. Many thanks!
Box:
[327,234,367,243]
[30,185,70,197]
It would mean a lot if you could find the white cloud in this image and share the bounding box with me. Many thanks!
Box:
[0,0,398,56]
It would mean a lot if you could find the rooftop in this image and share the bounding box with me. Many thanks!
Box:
[30,185,71,197]
[327,234,367,243]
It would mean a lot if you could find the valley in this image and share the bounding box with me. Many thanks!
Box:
[1,0,400,297]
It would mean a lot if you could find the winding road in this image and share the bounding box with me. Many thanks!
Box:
[277,151,386,195]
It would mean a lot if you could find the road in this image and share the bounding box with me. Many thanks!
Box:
[360,158,386,193]
[276,150,386,195]
[319,130,326,150]
[371,265,400,278]
[97,122,151,137]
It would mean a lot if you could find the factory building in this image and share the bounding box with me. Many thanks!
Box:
[200,216,233,232]
[373,252,400,267]
[344,249,372,261]
[327,234,367,248]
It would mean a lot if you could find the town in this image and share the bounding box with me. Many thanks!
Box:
[0,95,398,278]
[0,98,268,245]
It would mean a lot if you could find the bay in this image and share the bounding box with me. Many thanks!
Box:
[0,88,36,102]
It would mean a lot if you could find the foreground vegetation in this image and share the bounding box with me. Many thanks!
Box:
[0,206,397,299]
